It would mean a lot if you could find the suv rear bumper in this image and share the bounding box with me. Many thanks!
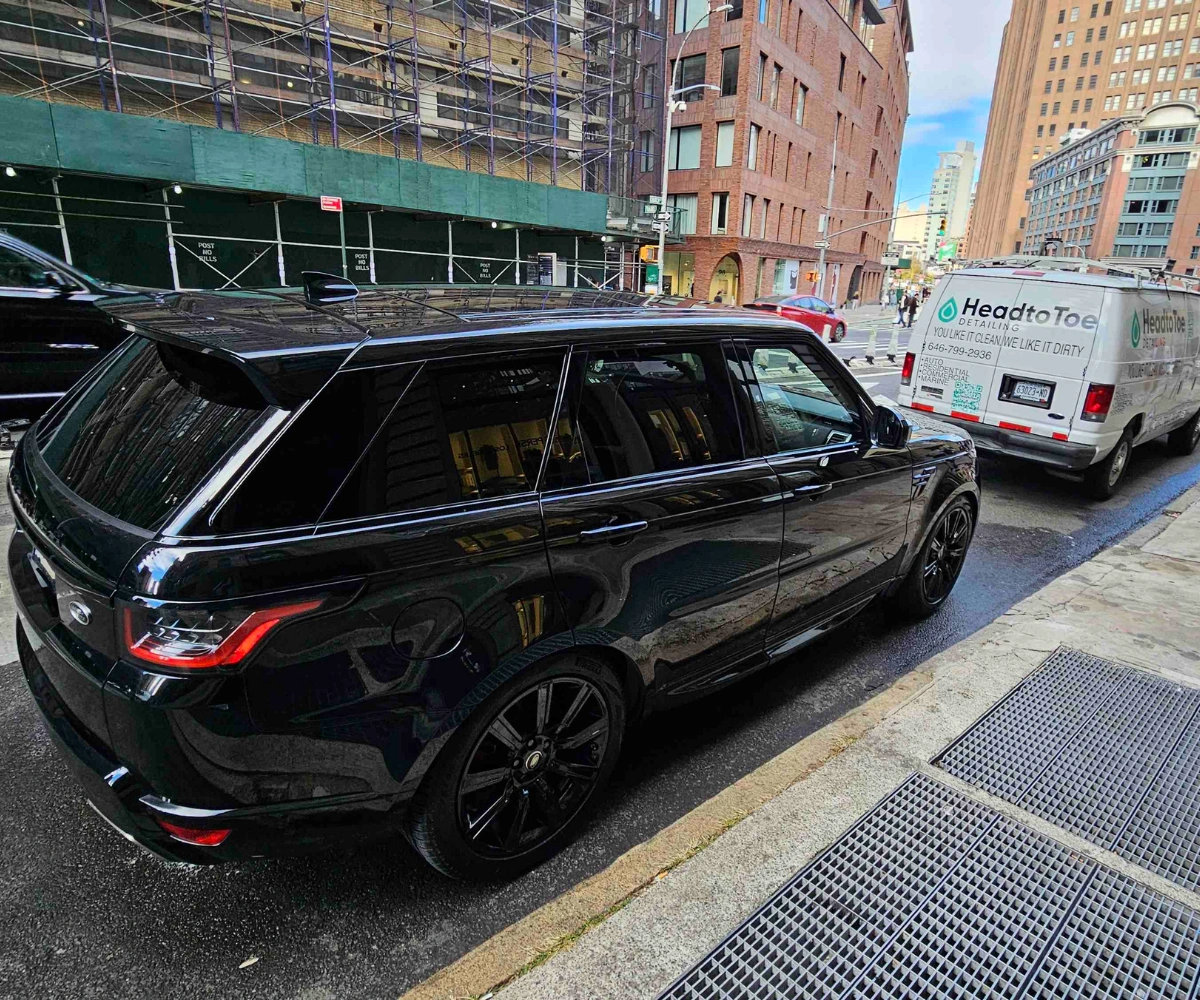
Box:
[16,619,407,863]
[935,417,1097,472]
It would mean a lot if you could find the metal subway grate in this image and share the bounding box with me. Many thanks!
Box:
[933,648,1129,805]
[933,647,1200,891]
[1114,710,1200,892]
[1025,868,1200,1000]
[659,772,1200,1000]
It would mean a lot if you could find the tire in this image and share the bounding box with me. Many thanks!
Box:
[406,654,626,881]
[1083,430,1133,500]
[891,497,975,620]
[1167,409,1200,457]
[832,323,847,343]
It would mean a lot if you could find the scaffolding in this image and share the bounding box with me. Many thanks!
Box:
[0,0,665,203]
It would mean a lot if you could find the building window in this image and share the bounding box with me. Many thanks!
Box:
[747,123,761,169]
[1038,124,1045,136]
[1089,74,1098,87]
[1054,33,1062,47]
[758,0,767,22]
[795,83,808,125]
[1086,97,1094,109]
[675,54,707,101]
[720,48,740,95]
[1072,99,1081,112]
[838,53,846,91]
[1086,27,1094,41]
[759,198,770,238]
[742,194,755,236]
[638,130,654,172]
[666,193,698,234]
[711,192,729,233]
[1099,24,1108,39]
[1072,5,1080,19]
[1058,78,1066,91]
[715,121,735,166]
[1067,31,1075,44]
[1058,8,1066,22]
[770,63,782,108]
[674,0,708,32]
[641,63,658,109]
[757,52,768,99]
[1054,101,1062,113]
[668,125,702,169]
[1050,57,1058,70]
[1082,51,1090,66]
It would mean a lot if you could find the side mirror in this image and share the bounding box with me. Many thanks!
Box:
[43,270,73,293]
[874,402,912,450]
[301,271,359,305]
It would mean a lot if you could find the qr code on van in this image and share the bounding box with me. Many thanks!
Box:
[952,381,983,411]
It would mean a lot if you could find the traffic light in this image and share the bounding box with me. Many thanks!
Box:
[937,217,947,237]
[639,245,659,263]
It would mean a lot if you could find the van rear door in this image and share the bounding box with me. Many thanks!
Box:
[909,274,1024,423]
[983,278,1102,440]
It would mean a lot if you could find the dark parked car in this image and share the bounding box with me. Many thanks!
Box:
[0,233,140,421]
[745,294,848,342]
[7,284,979,880]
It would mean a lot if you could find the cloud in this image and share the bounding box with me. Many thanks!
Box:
[906,0,1010,116]
[904,120,944,141]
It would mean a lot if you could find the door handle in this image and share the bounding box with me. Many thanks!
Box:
[793,483,833,498]
[579,520,649,544]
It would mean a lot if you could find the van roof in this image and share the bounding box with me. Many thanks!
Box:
[99,286,799,408]
[952,266,1200,294]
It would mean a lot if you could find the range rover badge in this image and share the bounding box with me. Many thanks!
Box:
[69,601,92,626]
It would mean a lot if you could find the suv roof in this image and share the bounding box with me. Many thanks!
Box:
[100,286,800,408]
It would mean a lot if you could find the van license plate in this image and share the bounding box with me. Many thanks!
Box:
[1010,380,1052,404]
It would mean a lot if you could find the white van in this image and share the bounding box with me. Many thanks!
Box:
[897,264,1200,497]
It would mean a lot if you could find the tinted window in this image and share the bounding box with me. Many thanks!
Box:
[214,364,418,532]
[559,343,741,485]
[0,246,49,288]
[39,338,266,531]
[323,352,567,521]
[748,343,862,452]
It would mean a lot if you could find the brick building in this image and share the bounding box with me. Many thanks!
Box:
[975,0,1200,259]
[657,0,912,305]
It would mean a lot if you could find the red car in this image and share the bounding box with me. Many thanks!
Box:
[744,295,848,342]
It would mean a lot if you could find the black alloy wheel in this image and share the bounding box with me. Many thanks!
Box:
[890,497,975,620]
[407,655,625,880]
[921,504,972,607]
[457,677,610,858]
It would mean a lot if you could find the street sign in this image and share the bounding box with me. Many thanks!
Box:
[646,263,660,283]
[320,195,343,212]
[814,239,831,250]
[881,253,900,267]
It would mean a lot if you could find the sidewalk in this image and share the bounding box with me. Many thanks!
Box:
[412,484,1200,1000]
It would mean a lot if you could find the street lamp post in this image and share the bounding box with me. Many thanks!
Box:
[653,2,733,294]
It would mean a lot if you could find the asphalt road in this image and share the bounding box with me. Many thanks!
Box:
[3,316,1200,1000]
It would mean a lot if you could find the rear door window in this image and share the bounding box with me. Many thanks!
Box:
[550,342,743,487]
[38,338,267,531]
[321,351,568,522]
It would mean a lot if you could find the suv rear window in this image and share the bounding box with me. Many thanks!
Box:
[38,338,266,531]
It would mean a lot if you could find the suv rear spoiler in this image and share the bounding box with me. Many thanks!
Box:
[99,290,371,409]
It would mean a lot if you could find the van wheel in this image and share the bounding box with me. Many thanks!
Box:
[891,497,975,619]
[1084,431,1133,500]
[1168,409,1200,457]
[406,654,626,881]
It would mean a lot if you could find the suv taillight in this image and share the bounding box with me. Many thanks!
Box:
[120,598,322,670]
[900,352,916,386]
[1081,383,1115,423]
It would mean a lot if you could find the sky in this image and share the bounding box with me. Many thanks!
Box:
[893,0,1012,210]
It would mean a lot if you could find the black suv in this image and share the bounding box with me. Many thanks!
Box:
[6,284,979,879]
[0,233,138,421]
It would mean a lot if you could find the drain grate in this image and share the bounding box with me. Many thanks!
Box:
[933,647,1200,891]
[659,773,1200,1000]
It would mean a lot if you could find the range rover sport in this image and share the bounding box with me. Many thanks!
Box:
[6,283,979,880]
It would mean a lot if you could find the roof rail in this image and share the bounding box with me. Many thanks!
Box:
[958,254,1200,292]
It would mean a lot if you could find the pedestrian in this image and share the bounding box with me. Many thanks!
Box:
[713,290,724,304]
[904,291,918,328]
[896,292,906,326]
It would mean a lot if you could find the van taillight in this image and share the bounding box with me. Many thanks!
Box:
[120,598,323,670]
[900,352,916,386]
[1081,383,1115,423]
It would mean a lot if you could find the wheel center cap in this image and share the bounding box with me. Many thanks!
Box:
[524,750,544,771]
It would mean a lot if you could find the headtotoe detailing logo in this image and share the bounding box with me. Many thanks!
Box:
[938,298,959,323]
[1131,311,1142,349]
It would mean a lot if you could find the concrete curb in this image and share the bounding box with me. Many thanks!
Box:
[399,667,935,1000]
